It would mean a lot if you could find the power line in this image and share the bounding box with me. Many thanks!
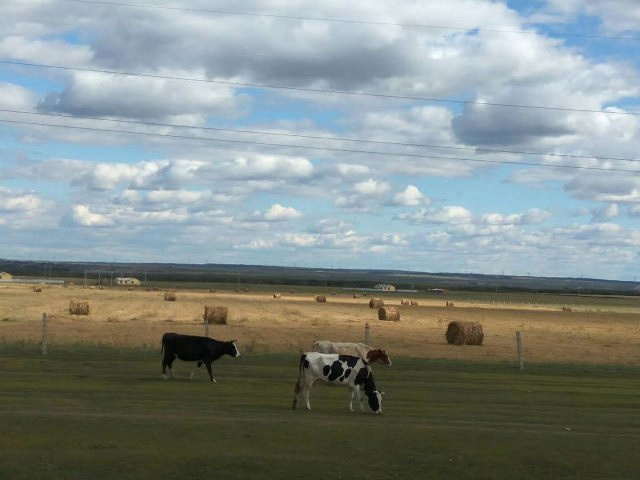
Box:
[1,117,638,173]
[2,59,638,117]
[58,0,640,42]
[2,108,639,165]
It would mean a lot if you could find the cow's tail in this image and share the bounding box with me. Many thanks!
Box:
[292,353,306,409]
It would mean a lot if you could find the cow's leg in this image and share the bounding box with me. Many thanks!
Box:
[204,360,216,383]
[357,388,365,412]
[162,352,176,379]
[347,388,356,412]
[303,385,312,410]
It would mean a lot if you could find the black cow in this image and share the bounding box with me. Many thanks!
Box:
[161,332,240,382]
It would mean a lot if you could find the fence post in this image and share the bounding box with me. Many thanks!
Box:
[41,313,48,356]
[516,331,523,371]
[364,322,370,345]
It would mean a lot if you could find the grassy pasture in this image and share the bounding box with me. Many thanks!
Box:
[2,344,639,480]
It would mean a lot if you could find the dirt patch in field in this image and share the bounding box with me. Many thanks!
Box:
[1,285,639,365]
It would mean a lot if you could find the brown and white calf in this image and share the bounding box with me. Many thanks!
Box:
[292,352,384,414]
[311,340,392,366]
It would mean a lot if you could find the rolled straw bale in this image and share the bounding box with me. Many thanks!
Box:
[164,291,176,301]
[562,306,573,312]
[273,293,282,299]
[378,306,400,322]
[32,287,42,293]
[369,298,384,309]
[401,299,410,305]
[315,295,327,303]
[446,301,455,307]
[410,300,419,306]
[69,300,90,315]
[445,321,483,345]
[203,305,228,325]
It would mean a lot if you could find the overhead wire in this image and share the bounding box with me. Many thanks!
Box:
[57,0,640,42]
[1,117,638,173]
[1,59,639,117]
[1,108,639,166]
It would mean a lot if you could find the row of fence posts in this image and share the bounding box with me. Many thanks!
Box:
[40,314,524,371]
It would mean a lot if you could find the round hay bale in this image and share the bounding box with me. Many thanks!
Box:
[410,300,419,306]
[369,298,384,309]
[69,300,90,315]
[445,321,483,345]
[164,291,176,301]
[446,301,455,307]
[401,298,410,305]
[315,295,327,303]
[273,293,282,299]
[378,306,400,322]
[32,287,42,293]
[562,306,572,312]
[203,305,228,325]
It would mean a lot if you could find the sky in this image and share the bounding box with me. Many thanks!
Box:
[1,0,640,281]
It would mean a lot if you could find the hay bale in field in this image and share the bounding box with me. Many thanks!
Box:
[164,291,176,301]
[445,321,483,345]
[352,294,359,298]
[273,293,282,299]
[69,300,90,315]
[410,300,419,306]
[369,298,384,309]
[446,301,455,307]
[32,287,42,293]
[401,298,410,305]
[203,305,228,325]
[378,306,400,322]
[315,295,327,303]
[562,306,573,312]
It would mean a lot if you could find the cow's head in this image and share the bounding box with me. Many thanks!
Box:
[367,390,384,414]
[367,349,392,366]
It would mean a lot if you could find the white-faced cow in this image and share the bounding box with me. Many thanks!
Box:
[161,332,240,383]
[292,352,384,414]
[311,340,392,366]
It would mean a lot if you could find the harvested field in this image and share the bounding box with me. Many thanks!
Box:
[1,284,639,365]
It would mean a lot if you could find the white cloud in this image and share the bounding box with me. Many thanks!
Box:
[481,208,551,225]
[353,179,390,196]
[72,205,114,227]
[263,203,302,221]
[398,206,473,225]
[393,185,426,206]
[337,163,370,176]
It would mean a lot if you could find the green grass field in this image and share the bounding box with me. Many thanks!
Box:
[2,344,639,480]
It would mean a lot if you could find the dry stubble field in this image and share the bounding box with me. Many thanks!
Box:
[1,284,639,365]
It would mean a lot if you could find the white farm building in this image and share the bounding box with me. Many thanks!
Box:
[115,277,141,286]
[374,283,396,291]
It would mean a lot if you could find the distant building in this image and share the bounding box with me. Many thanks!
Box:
[374,283,396,291]
[115,277,141,286]
[0,272,13,281]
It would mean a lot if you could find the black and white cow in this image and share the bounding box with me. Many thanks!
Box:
[161,332,240,382]
[292,352,384,414]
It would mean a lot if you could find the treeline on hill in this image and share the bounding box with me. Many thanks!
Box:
[1,259,638,295]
